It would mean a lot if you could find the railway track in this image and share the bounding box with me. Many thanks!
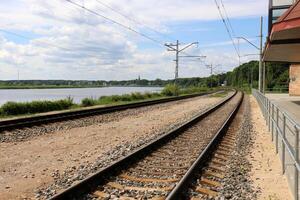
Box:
[184,129,238,199]
[0,92,216,132]
[50,90,243,200]
[168,96,245,200]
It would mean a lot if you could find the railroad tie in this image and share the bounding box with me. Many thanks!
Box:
[208,164,225,172]
[211,158,227,166]
[195,187,218,197]
[107,182,173,192]
[203,171,225,179]
[200,178,222,187]
[119,174,179,183]
[214,154,229,161]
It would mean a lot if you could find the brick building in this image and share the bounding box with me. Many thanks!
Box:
[264,0,300,96]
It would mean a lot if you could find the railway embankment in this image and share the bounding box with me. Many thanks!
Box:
[0,93,224,200]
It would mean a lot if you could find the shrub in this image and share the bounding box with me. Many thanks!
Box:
[131,92,145,100]
[97,91,161,105]
[81,98,97,107]
[151,92,162,98]
[119,94,132,101]
[1,98,74,116]
[111,95,122,102]
[161,84,180,96]
[144,92,153,98]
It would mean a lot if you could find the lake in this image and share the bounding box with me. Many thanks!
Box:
[0,87,162,105]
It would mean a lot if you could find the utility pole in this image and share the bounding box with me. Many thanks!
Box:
[259,16,263,92]
[165,40,201,81]
[175,40,179,79]
[209,64,213,88]
[236,16,264,91]
[263,62,266,93]
[237,39,241,67]
[206,64,219,88]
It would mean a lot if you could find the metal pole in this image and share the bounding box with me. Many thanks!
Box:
[165,40,199,82]
[272,104,274,141]
[175,40,179,80]
[276,107,279,154]
[263,62,266,94]
[210,65,213,88]
[294,126,299,200]
[251,66,253,89]
[259,16,263,92]
[282,115,286,174]
[268,100,271,132]
[238,38,241,67]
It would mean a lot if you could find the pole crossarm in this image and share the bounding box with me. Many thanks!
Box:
[179,55,206,58]
[164,44,177,51]
[178,42,199,53]
[240,53,260,57]
[236,36,260,50]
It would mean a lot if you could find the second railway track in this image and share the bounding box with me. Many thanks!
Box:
[0,92,216,132]
[51,91,243,200]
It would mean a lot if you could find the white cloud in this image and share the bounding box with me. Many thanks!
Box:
[0,0,266,80]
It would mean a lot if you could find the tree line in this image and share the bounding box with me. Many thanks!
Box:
[0,60,289,90]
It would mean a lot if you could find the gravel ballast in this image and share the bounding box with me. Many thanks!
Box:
[0,94,226,200]
[38,92,240,199]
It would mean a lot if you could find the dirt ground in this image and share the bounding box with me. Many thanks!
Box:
[0,95,222,200]
[249,96,292,200]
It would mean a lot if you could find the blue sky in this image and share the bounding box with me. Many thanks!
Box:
[0,0,269,80]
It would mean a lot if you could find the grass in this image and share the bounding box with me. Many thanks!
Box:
[0,85,225,118]
[81,92,163,107]
[0,97,74,116]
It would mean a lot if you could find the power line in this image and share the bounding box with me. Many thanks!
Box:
[0,29,114,60]
[214,0,240,57]
[220,0,236,37]
[93,0,208,65]
[94,0,175,42]
[65,0,166,48]
[65,0,206,66]
[0,29,72,52]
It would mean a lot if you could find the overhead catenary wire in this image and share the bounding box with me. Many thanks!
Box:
[214,0,240,58]
[65,0,167,48]
[0,29,72,52]
[220,0,236,37]
[0,29,116,61]
[94,0,176,42]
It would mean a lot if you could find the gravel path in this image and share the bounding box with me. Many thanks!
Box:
[220,95,259,199]
[0,94,226,200]
[248,96,291,200]
[220,95,291,200]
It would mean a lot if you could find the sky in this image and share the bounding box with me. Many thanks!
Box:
[0,0,269,81]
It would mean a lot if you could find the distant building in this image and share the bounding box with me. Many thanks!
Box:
[264,0,300,96]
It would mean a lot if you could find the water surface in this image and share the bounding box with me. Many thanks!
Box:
[0,87,162,105]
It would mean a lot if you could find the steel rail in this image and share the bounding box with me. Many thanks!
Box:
[166,92,243,199]
[50,90,237,200]
[0,91,219,132]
